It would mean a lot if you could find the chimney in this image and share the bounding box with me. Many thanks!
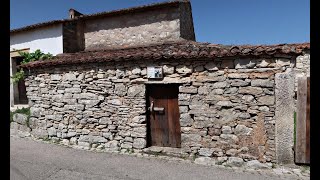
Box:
[69,9,83,19]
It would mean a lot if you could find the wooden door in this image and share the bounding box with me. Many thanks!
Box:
[295,77,310,164]
[146,84,181,148]
[18,79,28,104]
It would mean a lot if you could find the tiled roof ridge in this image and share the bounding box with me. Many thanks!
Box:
[18,41,310,69]
[11,0,184,34]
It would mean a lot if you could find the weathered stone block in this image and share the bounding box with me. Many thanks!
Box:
[216,101,233,107]
[62,73,77,81]
[238,87,263,95]
[194,157,215,166]
[179,106,189,113]
[181,134,201,143]
[13,113,28,125]
[31,128,48,139]
[45,114,63,121]
[128,85,145,97]
[238,112,251,119]
[176,65,193,74]
[257,96,274,105]
[50,74,62,81]
[67,131,77,138]
[48,127,57,136]
[198,148,214,157]
[208,128,221,136]
[105,140,119,151]
[276,58,291,67]
[133,138,146,149]
[180,113,193,127]
[178,94,191,101]
[179,86,197,94]
[211,82,228,89]
[121,142,133,149]
[234,125,252,135]
[65,88,81,93]
[221,126,232,134]
[78,135,107,143]
[163,65,174,75]
[228,73,249,79]
[131,127,146,138]
[114,84,127,96]
[226,157,244,167]
[64,105,85,111]
[78,100,100,107]
[132,67,141,75]
[78,142,91,149]
[230,79,249,87]
[242,95,254,102]
[198,86,208,95]
[220,134,239,143]
[246,160,270,169]
[107,99,122,106]
[251,79,273,87]
[77,93,99,100]
[226,149,239,156]
[30,107,41,117]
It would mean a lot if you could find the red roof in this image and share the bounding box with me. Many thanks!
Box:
[19,41,310,69]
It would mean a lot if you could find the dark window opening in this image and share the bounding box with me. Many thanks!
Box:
[12,56,28,105]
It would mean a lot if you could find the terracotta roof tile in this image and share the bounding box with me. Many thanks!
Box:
[19,41,310,69]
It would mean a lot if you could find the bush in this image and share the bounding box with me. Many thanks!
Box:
[19,49,52,64]
[11,49,53,83]
[11,69,25,84]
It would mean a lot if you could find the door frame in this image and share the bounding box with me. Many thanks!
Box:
[145,83,181,148]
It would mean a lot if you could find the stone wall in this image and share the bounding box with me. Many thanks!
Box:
[24,56,296,167]
[84,6,194,50]
[293,50,310,97]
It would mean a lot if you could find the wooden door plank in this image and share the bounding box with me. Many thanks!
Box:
[305,77,310,163]
[167,87,181,147]
[295,77,308,164]
[156,97,169,146]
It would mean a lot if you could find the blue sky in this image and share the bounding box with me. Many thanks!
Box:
[10,0,310,45]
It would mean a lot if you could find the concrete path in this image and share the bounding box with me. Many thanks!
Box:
[10,136,302,180]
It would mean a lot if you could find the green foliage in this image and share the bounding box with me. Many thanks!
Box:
[10,69,25,84]
[14,107,31,117]
[18,49,52,64]
[11,49,53,84]
[10,107,31,127]
[10,111,14,123]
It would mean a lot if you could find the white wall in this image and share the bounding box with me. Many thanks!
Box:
[10,24,63,55]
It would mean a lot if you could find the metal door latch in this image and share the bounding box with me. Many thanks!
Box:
[148,101,154,112]
[153,107,165,112]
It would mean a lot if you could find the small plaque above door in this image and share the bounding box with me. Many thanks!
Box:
[147,66,163,79]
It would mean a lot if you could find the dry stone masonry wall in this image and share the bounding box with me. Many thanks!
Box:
[22,56,300,167]
[84,7,183,50]
[293,50,310,101]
